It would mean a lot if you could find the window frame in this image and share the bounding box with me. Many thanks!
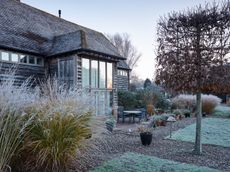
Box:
[81,58,114,89]
[117,69,128,76]
[0,50,44,66]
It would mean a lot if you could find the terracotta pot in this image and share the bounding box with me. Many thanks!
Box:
[156,120,162,126]
[161,120,166,126]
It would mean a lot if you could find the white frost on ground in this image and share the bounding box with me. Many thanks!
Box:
[167,118,230,147]
[91,152,221,172]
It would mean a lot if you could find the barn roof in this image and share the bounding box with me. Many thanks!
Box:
[0,0,124,59]
[117,60,131,70]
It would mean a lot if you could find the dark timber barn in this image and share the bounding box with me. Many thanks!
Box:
[0,0,131,115]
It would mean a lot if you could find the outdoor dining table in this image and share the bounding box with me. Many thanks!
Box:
[123,110,142,123]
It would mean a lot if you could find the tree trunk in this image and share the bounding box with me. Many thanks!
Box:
[194,92,202,155]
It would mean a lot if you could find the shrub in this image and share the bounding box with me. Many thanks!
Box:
[183,109,191,117]
[172,109,183,116]
[212,105,230,118]
[118,91,137,109]
[118,86,169,111]
[136,88,169,110]
[171,94,221,114]
[155,95,171,110]
[173,109,190,116]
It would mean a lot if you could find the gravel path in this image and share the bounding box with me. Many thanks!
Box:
[73,118,230,172]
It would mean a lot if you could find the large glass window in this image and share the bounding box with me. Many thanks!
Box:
[2,52,9,61]
[0,50,43,66]
[118,69,128,76]
[93,90,113,116]
[91,60,98,88]
[28,56,35,64]
[99,61,106,88]
[20,55,28,63]
[11,53,19,62]
[107,63,113,89]
[37,57,43,66]
[82,58,90,87]
[81,58,114,116]
[82,59,114,89]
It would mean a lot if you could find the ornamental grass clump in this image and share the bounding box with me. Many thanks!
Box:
[21,111,93,172]
[201,95,221,114]
[0,70,38,172]
[171,94,196,110]
[0,73,102,172]
[17,78,100,172]
[172,94,221,115]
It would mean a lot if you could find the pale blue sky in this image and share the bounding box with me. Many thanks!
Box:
[22,0,220,80]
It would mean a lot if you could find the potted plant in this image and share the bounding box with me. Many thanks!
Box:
[105,118,116,132]
[173,109,183,120]
[155,119,162,126]
[161,120,167,126]
[138,126,153,146]
[184,109,191,118]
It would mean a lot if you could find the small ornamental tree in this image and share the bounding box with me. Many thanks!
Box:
[144,78,152,89]
[156,1,230,155]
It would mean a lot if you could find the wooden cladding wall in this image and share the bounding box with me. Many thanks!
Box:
[0,61,45,85]
[58,58,74,88]
[113,62,118,107]
[117,75,129,91]
[76,56,82,88]
[49,54,78,88]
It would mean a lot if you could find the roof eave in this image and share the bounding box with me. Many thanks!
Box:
[47,48,126,60]
[117,66,132,71]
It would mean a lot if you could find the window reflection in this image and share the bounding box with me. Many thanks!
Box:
[20,55,27,63]
[82,58,114,89]
[99,61,106,88]
[118,69,128,76]
[29,56,35,64]
[82,58,90,87]
[2,52,9,61]
[37,57,43,65]
[11,53,19,62]
[0,51,43,66]
[91,60,98,88]
[107,63,113,89]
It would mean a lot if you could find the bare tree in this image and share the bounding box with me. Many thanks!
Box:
[106,33,141,69]
[156,1,230,155]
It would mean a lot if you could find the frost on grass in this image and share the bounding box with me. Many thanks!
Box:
[91,152,220,172]
[167,118,230,147]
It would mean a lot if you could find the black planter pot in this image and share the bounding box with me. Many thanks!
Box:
[140,133,152,146]
[184,113,191,118]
